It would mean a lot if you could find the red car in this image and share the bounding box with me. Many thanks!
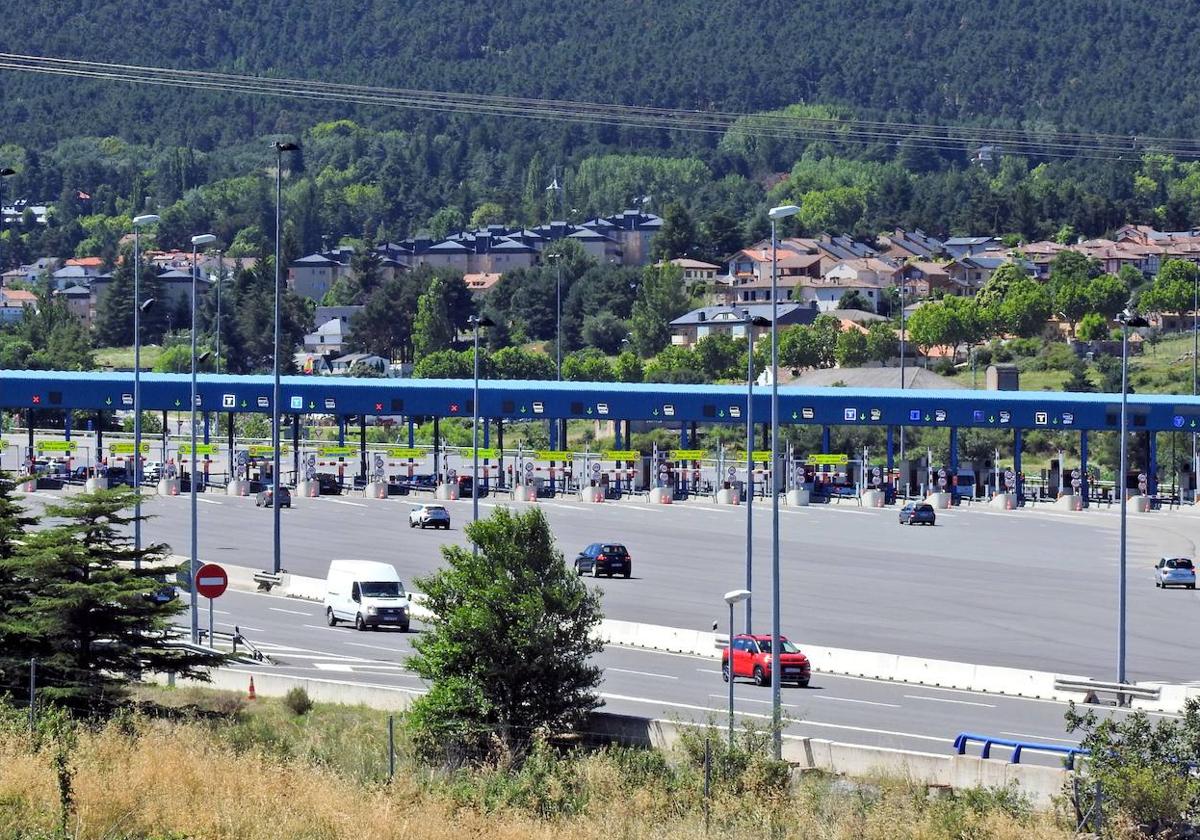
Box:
[721,634,811,687]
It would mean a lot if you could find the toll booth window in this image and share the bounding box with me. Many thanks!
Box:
[502,401,515,414]
[48,391,62,405]
[1133,415,1147,427]
[703,405,716,418]
[570,401,584,414]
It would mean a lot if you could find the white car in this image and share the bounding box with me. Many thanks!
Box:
[409,504,450,530]
[1154,557,1196,590]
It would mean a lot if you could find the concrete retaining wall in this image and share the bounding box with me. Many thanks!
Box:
[152,669,1066,806]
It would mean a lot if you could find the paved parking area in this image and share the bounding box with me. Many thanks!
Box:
[20,485,1200,683]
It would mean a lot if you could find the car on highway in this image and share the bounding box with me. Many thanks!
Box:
[898,502,937,525]
[315,472,342,495]
[409,503,450,530]
[1154,557,1196,590]
[573,543,632,578]
[324,559,411,632]
[255,486,292,509]
[722,634,810,687]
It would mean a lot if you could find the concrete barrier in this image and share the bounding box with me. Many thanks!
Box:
[157,477,180,496]
[861,489,886,508]
[294,480,318,498]
[786,488,810,506]
[1131,495,1151,513]
[226,479,250,497]
[714,488,740,505]
[925,491,952,509]
[84,476,108,492]
[150,669,1064,804]
[365,481,388,500]
[435,483,459,501]
[516,484,538,502]
[578,486,604,503]
[1054,494,1082,511]
[989,493,1017,510]
[648,487,673,504]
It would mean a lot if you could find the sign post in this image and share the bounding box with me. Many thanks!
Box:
[193,562,229,647]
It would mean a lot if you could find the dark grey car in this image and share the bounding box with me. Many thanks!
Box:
[898,502,936,525]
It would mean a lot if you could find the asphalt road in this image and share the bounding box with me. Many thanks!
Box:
[21,484,1200,683]
[183,587,1138,764]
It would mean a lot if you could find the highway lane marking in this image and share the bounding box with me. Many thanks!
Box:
[218,621,262,632]
[904,694,996,708]
[197,497,222,505]
[813,695,901,709]
[344,641,407,653]
[1001,732,1080,745]
[606,692,946,744]
[269,607,313,616]
[327,499,368,508]
[607,667,678,680]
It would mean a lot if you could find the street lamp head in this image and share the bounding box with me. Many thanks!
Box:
[0,168,15,178]
[767,204,801,221]
[1118,309,1149,328]
[467,314,495,328]
[723,588,752,605]
[139,298,156,313]
[133,214,160,227]
[274,141,300,153]
[191,233,217,246]
[198,350,213,363]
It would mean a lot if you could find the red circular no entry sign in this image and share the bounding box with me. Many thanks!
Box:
[194,563,229,599]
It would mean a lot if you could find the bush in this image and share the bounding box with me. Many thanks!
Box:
[284,687,313,716]
[1027,342,1077,371]
[992,344,1014,363]
[973,347,992,367]
[1006,337,1042,357]
[933,358,957,375]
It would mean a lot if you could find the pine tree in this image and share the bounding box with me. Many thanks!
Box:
[0,473,38,700]
[412,277,457,359]
[2,488,214,712]
[93,260,135,347]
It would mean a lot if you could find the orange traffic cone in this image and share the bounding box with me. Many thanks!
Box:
[247,676,257,701]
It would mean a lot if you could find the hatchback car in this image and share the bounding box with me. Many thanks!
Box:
[409,503,450,530]
[722,634,811,687]
[574,543,632,578]
[1155,557,1196,590]
[256,486,292,509]
[899,502,937,525]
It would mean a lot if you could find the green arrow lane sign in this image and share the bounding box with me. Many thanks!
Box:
[178,444,218,456]
[383,447,424,459]
[104,397,113,406]
[535,450,572,461]
[602,450,640,461]
[36,441,77,453]
[109,442,151,455]
[174,399,182,407]
[458,447,500,459]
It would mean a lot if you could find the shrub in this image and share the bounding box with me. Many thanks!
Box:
[992,344,1014,363]
[933,358,957,375]
[973,347,992,367]
[284,687,314,716]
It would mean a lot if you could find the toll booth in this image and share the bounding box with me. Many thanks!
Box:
[594,450,639,498]
[377,446,427,489]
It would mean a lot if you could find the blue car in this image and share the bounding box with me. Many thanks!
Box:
[898,502,937,526]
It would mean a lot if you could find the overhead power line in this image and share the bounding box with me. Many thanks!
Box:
[0,52,1194,162]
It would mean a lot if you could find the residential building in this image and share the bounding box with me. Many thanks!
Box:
[55,285,92,328]
[0,288,36,324]
[303,319,351,356]
[666,257,720,286]
[288,253,343,300]
[50,264,100,291]
[668,302,819,347]
[329,352,391,376]
[944,255,1032,290]
[876,229,945,261]
[943,236,1006,258]
[464,272,502,293]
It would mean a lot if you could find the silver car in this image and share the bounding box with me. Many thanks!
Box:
[409,503,450,530]
[1154,557,1196,590]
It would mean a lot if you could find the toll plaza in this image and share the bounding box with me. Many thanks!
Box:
[5,371,1200,514]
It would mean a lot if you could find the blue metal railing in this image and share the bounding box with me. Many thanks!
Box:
[954,732,1088,769]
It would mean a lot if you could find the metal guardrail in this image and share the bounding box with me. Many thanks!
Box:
[954,732,1088,769]
[1054,677,1160,707]
[167,626,271,664]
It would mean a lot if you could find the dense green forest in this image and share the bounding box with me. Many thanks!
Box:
[1,0,1200,261]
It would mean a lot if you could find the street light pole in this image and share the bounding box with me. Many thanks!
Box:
[741,311,767,634]
[1116,309,1147,685]
[899,276,907,463]
[0,168,15,275]
[131,214,160,566]
[272,141,298,576]
[723,588,751,748]
[1193,273,1197,501]
[189,234,216,644]
[766,203,799,760]
[214,250,223,374]
[468,314,492,545]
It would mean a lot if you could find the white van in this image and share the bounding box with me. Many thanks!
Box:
[324,559,411,631]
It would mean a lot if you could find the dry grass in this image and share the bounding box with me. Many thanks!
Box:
[0,702,1074,840]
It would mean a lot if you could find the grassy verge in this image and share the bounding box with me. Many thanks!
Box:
[0,686,1073,840]
[93,345,164,371]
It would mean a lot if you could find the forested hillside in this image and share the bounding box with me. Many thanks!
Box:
[3,1,1200,261]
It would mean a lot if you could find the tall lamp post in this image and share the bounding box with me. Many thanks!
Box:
[131,213,160,564]
[0,168,16,274]
[271,141,299,576]
[189,234,216,642]
[898,276,907,463]
[1193,272,1197,501]
[722,589,752,747]
[766,203,799,759]
[468,314,493,541]
[213,250,224,374]
[547,175,566,449]
[739,310,769,633]
[1116,309,1148,685]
